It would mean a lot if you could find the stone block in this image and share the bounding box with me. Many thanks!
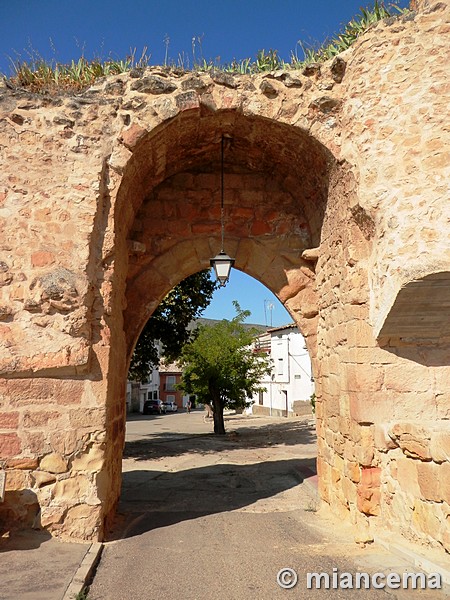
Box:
[341,475,357,505]
[338,415,351,437]
[346,363,384,392]
[108,144,132,175]
[383,363,432,394]
[353,513,374,544]
[331,466,341,485]
[22,410,61,429]
[349,392,394,425]
[95,469,110,502]
[440,462,450,504]
[71,444,105,473]
[430,430,450,463]
[4,469,29,491]
[175,91,200,111]
[374,423,398,452]
[443,519,450,553]
[22,431,45,454]
[330,415,342,435]
[120,123,147,151]
[50,430,81,455]
[342,346,393,366]
[396,456,420,497]
[321,384,341,413]
[0,412,19,429]
[64,504,102,540]
[32,471,56,488]
[436,394,450,419]
[412,499,443,542]
[69,408,106,428]
[353,426,375,467]
[344,439,357,462]
[333,431,346,456]
[52,474,91,502]
[345,461,361,483]
[317,458,332,504]
[389,422,432,460]
[416,461,443,502]
[39,505,65,528]
[357,467,381,516]
[0,433,21,457]
[31,251,55,267]
[346,320,376,347]
[39,452,68,474]
[392,390,440,421]
[5,457,39,470]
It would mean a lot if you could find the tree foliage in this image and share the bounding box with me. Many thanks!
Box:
[178,302,272,434]
[128,270,218,382]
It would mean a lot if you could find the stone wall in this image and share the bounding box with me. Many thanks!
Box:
[0,1,448,553]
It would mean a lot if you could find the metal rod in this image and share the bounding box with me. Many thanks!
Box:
[221,134,225,252]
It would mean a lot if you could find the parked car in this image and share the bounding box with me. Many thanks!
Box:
[163,401,178,412]
[143,399,165,415]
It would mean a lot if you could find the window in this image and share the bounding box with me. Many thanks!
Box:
[165,375,176,391]
[166,395,175,402]
[258,391,264,405]
[153,390,158,399]
[277,358,284,376]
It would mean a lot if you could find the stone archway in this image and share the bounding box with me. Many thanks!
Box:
[0,2,448,555]
[101,109,342,539]
[118,112,332,353]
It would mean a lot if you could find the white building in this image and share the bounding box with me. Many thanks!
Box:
[126,365,160,413]
[251,324,314,417]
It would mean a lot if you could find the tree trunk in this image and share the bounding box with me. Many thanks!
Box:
[210,386,225,435]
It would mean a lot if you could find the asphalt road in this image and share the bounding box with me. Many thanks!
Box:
[87,411,448,600]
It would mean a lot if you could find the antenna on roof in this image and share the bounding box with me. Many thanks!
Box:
[264,300,274,327]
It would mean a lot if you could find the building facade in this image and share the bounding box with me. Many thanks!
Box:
[159,362,185,409]
[252,324,314,417]
[127,365,160,413]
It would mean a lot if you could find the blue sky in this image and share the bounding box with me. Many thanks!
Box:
[202,270,292,326]
[0,0,408,326]
[0,1,408,76]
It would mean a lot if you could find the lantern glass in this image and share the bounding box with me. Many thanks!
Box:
[210,252,235,287]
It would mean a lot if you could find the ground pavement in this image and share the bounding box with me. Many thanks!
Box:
[0,411,448,599]
[88,411,450,600]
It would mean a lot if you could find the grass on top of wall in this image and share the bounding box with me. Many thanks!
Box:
[2,1,408,94]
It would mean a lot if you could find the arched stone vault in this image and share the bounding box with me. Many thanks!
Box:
[0,2,449,556]
[116,112,333,359]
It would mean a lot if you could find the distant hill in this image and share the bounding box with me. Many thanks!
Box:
[192,317,269,334]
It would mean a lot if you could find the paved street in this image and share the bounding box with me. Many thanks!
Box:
[88,411,448,599]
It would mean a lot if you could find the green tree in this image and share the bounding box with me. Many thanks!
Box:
[128,270,218,382]
[178,303,272,434]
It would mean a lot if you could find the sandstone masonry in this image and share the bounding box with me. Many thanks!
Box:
[0,1,448,557]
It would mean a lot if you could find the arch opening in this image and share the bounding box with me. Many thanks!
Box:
[126,267,315,419]
[113,109,335,363]
[97,106,335,541]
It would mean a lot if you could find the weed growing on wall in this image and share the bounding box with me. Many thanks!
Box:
[2,1,408,93]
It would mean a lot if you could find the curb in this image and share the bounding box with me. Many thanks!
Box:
[61,542,103,600]
[374,534,450,587]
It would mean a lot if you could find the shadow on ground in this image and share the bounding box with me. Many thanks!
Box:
[109,457,317,541]
[0,529,53,553]
[123,417,316,461]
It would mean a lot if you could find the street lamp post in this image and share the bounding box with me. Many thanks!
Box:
[210,135,235,286]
